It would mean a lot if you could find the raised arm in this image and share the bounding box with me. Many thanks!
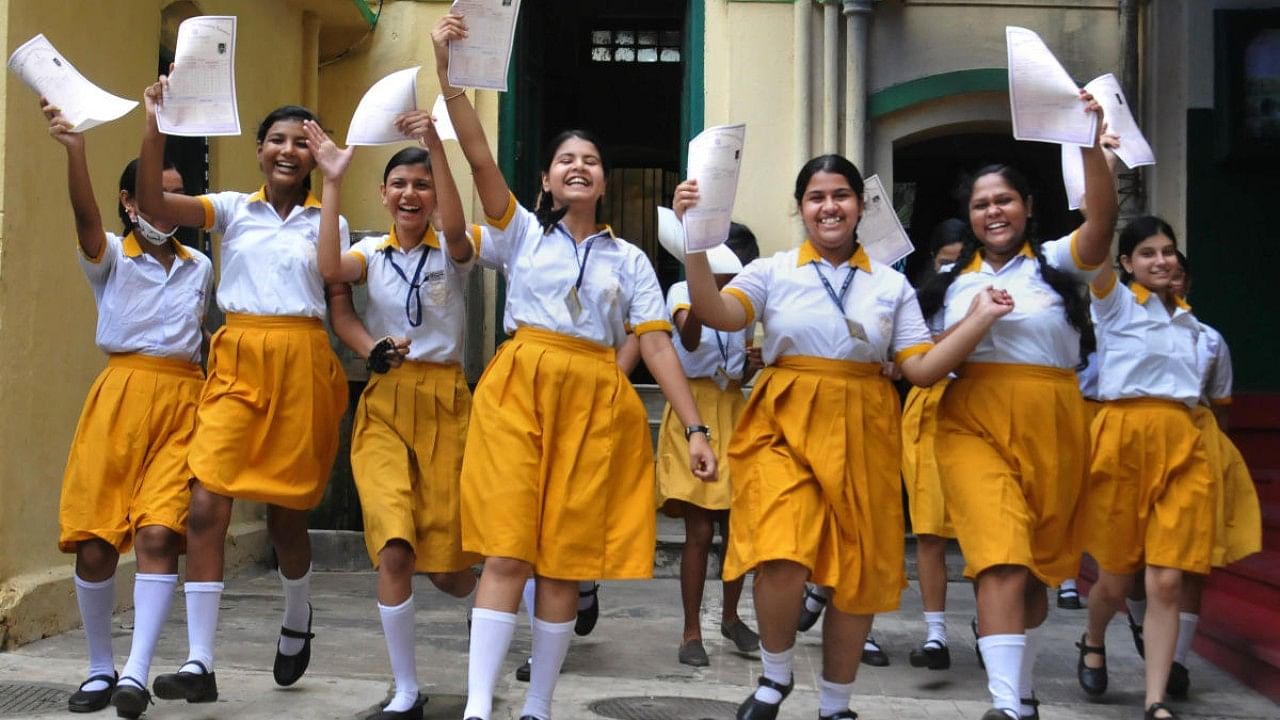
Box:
[43,99,104,259]
[301,121,363,284]
[1074,90,1118,269]
[397,111,473,264]
[138,76,208,227]
[426,14,511,221]
[675,181,750,331]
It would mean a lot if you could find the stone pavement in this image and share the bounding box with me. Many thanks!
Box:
[1,565,1275,720]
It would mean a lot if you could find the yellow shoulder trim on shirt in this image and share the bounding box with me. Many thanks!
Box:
[122,232,144,258]
[197,195,216,230]
[347,249,369,285]
[469,224,483,253]
[723,287,756,326]
[1210,396,1233,407]
[1068,229,1104,271]
[894,342,933,366]
[1091,271,1119,299]
[486,193,518,231]
[79,234,109,264]
[634,319,673,336]
[671,303,691,320]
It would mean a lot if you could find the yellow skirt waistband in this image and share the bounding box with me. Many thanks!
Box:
[1107,397,1192,412]
[107,353,203,379]
[956,362,1075,383]
[387,360,462,377]
[513,327,615,362]
[224,313,324,331]
[773,355,881,377]
[689,376,742,392]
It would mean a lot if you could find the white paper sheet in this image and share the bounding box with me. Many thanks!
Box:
[448,0,522,92]
[857,175,914,266]
[1083,73,1155,168]
[157,16,240,137]
[1061,144,1087,211]
[7,34,137,132]
[431,94,458,141]
[682,124,746,253]
[346,66,420,146]
[1006,26,1095,147]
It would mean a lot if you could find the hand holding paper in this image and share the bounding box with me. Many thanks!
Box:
[857,175,914,265]
[1006,26,1096,146]
[447,0,522,92]
[7,34,136,132]
[682,124,746,253]
[158,16,240,137]
[1061,73,1154,209]
[346,66,420,146]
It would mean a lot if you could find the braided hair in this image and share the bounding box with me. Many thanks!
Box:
[535,129,608,234]
[917,164,1095,369]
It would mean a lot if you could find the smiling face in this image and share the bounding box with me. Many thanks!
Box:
[1121,232,1178,292]
[256,119,316,189]
[542,136,606,208]
[1169,263,1189,298]
[380,163,436,239]
[799,171,863,254]
[969,172,1032,258]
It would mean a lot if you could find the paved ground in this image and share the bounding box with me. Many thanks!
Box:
[1,563,1275,720]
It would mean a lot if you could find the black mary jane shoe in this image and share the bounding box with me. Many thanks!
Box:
[516,656,532,682]
[818,710,858,720]
[1075,633,1108,697]
[797,586,827,632]
[1128,611,1146,659]
[1144,702,1179,720]
[980,710,1019,720]
[369,692,427,720]
[1166,661,1190,699]
[908,639,951,670]
[1019,695,1040,720]
[69,672,117,713]
[860,636,890,667]
[575,584,600,636]
[1056,585,1082,610]
[110,678,152,719]
[736,675,794,720]
[274,602,316,686]
[152,660,218,703]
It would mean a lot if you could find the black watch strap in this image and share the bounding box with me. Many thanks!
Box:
[684,424,711,441]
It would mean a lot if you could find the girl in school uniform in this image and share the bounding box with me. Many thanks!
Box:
[303,115,481,719]
[1074,217,1215,720]
[431,15,716,720]
[655,211,762,667]
[137,82,348,703]
[44,100,212,720]
[915,93,1114,720]
[680,154,1014,720]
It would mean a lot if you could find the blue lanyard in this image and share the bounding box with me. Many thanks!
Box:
[385,245,432,328]
[713,329,729,366]
[569,234,596,291]
[810,261,856,314]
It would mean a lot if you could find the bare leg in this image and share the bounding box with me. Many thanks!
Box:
[1143,565,1182,711]
[680,504,714,643]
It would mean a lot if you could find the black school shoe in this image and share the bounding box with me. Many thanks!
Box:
[575,584,600,636]
[68,672,117,713]
[1056,585,1082,609]
[274,602,315,686]
[110,677,152,719]
[818,710,858,720]
[1166,661,1190,699]
[981,710,1019,720]
[860,636,889,667]
[153,661,218,703]
[736,675,794,720]
[1019,695,1040,720]
[908,639,951,670]
[1075,633,1107,696]
[369,693,427,720]
[797,586,827,632]
[1128,611,1146,658]
[1144,702,1180,720]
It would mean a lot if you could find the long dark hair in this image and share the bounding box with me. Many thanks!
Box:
[535,129,609,234]
[1117,215,1177,286]
[118,157,179,235]
[917,164,1095,368]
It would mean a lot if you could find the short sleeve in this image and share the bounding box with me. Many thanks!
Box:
[79,232,121,284]
[347,236,381,285]
[1206,331,1234,403]
[892,281,935,364]
[445,224,485,274]
[1090,272,1128,323]
[198,191,245,234]
[1042,230,1104,282]
[666,281,691,318]
[479,193,530,270]
[724,256,771,327]
[627,249,672,336]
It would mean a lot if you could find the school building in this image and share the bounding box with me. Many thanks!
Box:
[0,0,1275,698]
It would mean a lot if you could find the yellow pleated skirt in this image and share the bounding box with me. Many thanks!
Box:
[351,361,481,572]
[723,356,905,615]
[1190,406,1261,567]
[1085,399,1216,575]
[901,380,954,539]
[656,377,743,514]
[936,363,1088,586]
[188,314,348,510]
[59,354,204,553]
[460,328,655,580]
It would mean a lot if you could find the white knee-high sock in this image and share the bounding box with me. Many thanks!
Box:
[523,578,537,628]
[1018,628,1040,714]
[755,644,794,703]
[521,617,574,720]
[379,596,419,713]
[978,633,1025,714]
[817,677,855,717]
[924,611,947,645]
[75,575,116,691]
[119,573,177,688]
[182,581,223,673]
[278,566,312,656]
[463,608,517,720]
[1174,612,1199,664]
[1060,578,1078,592]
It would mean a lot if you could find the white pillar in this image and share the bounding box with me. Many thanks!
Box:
[842,0,874,170]
[795,0,813,166]
[822,2,841,154]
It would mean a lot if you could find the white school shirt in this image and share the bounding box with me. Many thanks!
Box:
[1076,351,1101,400]
[481,194,671,348]
[79,232,213,363]
[1196,322,1233,407]
[939,233,1101,369]
[198,186,349,318]
[1091,276,1201,406]
[724,241,933,366]
[667,281,747,380]
[347,225,483,365]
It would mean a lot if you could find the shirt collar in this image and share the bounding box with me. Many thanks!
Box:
[122,231,192,261]
[553,222,616,243]
[1130,282,1192,311]
[247,185,322,210]
[377,225,440,252]
[959,242,1036,274]
[796,240,872,271]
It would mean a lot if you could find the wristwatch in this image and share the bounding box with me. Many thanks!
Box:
[684,424,712,441]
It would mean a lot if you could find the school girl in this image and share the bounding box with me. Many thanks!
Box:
[137,81,348,703]
[900,218,968,671]
[44,99,212,719]
[654,212,762,667]
[1073,216,1215,720]
[680,154,1014,720]
[301,114,482,718]
[430,15,716,720]
[915,93,1114,720]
